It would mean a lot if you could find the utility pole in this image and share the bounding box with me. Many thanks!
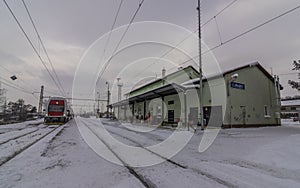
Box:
[117,78,123,102]
[0,81,7,118]
[38,85,44,117]
[117,78,123,120]
[106,82,110,118]
[97,92,100,118]
[198,0,204,131]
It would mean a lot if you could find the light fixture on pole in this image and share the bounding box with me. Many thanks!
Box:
[10,75,17,81]
[197,0,204,131]
[228,73,239,128]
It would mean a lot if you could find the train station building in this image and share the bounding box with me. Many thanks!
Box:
[111,62,282,128]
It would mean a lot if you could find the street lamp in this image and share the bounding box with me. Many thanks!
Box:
[10,75,17,81]
[197,0,204,131]
[227,73,239,128]
[227,73,239,95]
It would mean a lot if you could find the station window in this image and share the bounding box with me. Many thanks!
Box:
[168,100,174,105]
[264,105,270,117]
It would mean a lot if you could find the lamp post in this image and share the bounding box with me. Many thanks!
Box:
[197,0,204,131]
[97,91,100,118]
[106,82,110,118]
[227,73,239,128]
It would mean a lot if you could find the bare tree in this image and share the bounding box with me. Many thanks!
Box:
[288,60,300,90]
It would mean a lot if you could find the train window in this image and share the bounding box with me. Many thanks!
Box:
[48,105,64,112]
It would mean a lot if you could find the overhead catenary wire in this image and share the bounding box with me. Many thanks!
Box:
[96,0,146,86]
[0,78,33,95]
[0,63,38,93]
[91,0,124,92]
[0,79,39,102]
[169,3,300,70]
[214,16,223,45]
[2,0,66,97]
[0,75,33,94]
[1,81,33,96]
[132,0,238,79]
[133,29,199,79]
[202,3,300,55]
[21,0,67,97]
[0,64,14,75]
[278,72,298,76]
[201,0,238,27]
[44,89,64,96]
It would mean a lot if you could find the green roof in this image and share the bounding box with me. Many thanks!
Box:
[127,66,199,98]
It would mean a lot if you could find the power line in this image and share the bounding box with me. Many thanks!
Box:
[202,3,300,55]
[169,55,199,72]
[278,72,298,76]
[132,0,238,79]
[0,64,39,92]
[0,75,33,93]
[202,0,238,27]
[2,0,65,97]
[0,64,14,74]
[101,0,124,60]
[1,79,39,101]
[133,29,198,79]
[44,89,63,96]
[21,0,67,97]
[170,3,300,70]
[214,17,223,44]
[0,78,33,95]
[96,0,146,86]
[91,0,124,92]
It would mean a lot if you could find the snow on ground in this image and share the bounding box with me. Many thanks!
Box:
[87,118,300,188]
[0,127,38,144]
[281,118,300,127]
[0,125,57,166]
[0,119,44,131]
[0,120,146,188]
[0,118,300,188]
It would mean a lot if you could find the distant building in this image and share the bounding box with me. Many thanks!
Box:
[281,99,300,119]
[111,62,282,128]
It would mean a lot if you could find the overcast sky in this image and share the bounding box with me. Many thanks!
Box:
[0,0,300,109]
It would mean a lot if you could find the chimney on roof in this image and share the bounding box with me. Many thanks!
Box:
[162,67,166,77]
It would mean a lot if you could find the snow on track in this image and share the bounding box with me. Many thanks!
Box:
[81,118,235,188]
[77,118,156,188]
[1,117,300,188]
[87,118,300,188]
[0,124,63,166]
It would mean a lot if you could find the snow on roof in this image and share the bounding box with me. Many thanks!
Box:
[281,99,300,106]
[181,78,199,86]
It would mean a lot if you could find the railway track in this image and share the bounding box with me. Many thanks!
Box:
[80,118,235,188]
[0,128,40,145]
[0,120,44,134]
[0,123,65,167]
[78,119,155,188]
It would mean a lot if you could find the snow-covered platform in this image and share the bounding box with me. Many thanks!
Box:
[0,118,299,188]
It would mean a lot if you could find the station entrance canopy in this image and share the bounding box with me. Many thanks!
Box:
[110,83,189,107]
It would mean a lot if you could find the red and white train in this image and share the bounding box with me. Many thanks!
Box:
[44,97,72,124]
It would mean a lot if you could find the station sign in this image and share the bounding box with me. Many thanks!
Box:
[230,82,245,90]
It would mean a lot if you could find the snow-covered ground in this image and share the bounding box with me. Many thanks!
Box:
[0,119,44,134]
[0,118,299,188]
